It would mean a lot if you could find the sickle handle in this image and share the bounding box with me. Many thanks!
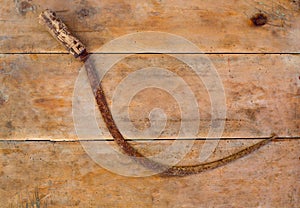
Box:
[39,9,88,60]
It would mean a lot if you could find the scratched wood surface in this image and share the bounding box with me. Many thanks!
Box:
[0,140,299,207]
[0,54,299,140]
[0,0,299,207]
[0,0,300,53]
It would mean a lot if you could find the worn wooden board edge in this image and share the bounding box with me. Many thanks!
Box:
[0,0,300,53]
[0,139,299,207]
[0,54,299,140]
[0,139,286,167]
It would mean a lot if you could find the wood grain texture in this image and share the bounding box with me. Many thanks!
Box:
[0,139,299,207]
[0,0,299,206]
[0,54,298,140]
[0,0,300,53]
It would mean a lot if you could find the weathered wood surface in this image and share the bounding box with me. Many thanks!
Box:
[0,139,299,207]
[0,54,299,140]
[0,0,299,207]
[0,0,300,53]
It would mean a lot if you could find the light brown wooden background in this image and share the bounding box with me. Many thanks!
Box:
[0,0,299,207]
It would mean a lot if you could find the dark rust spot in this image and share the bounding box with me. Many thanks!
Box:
[291,0,300,8]
[20,1,32,10]
[251,13,268,26]
[76,7,97,20]
[0,97,5,106]
[0,91,8,106]
[77,8,90,20]
[5,121,15,130]
[15,0,36,15]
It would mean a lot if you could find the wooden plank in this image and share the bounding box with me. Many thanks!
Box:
[0,139,299,207]
[0,0,300,53]
[0,54,299,140]
[1,1,298,207]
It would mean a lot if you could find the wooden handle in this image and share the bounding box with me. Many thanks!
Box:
[39,9,87,59]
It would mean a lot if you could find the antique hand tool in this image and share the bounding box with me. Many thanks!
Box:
[39,9,277,176]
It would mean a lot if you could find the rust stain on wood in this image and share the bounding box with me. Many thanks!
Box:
[14,0,36,15]
[33,98,70,109]
[0,91,8,106]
